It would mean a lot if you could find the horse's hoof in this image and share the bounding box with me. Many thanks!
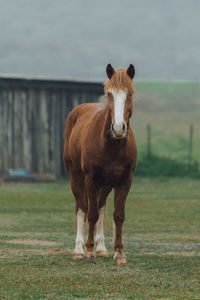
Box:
[114,257,127,265]
[114,251,127,265]
[96,250,108,257]
[83,256,96,264]
[73,253,84,261]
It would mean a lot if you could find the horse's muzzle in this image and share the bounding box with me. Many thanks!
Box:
[111,122,127,139]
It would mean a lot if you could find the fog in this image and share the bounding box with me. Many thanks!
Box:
[0,0,199,80]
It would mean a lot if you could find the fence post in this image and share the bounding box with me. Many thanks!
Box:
[188,125,193,166]
[147,124,151,159]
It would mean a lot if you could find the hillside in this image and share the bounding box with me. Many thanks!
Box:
[132,81,200,163]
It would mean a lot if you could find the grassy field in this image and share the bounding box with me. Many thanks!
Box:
[0,178,200,299]
[132,81,200,163]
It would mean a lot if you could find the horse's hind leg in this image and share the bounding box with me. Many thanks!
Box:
[95,186,112,257]
[70,168,87,260]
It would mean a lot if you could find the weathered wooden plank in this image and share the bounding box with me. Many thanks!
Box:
[7,90,14,169]
[53,90,61,176]
[29,89,39,172]
[21,90,31,171]
[17,90,24,168]
[46,89,53,172]
[34,89,41,173]
[0,90,8,173]
[38,89,48,173]
[0,89,4,173]
[3,90,9,172]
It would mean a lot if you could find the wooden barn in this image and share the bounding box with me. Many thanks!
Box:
[0,76,103,177]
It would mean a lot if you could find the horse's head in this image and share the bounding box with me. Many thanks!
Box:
[104,64,135,139]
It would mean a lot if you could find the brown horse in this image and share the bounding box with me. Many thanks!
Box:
[63,64,137,264]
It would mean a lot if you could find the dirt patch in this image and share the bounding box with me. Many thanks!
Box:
[165,251,200,257]
[0,239,63,246]
[0,254,8,259]
[141,251,200,257]
[123,242,200,249]
[0,248,73,258]
[131,233,200,239]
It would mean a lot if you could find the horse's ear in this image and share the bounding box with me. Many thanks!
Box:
[106,64,115,79]
[127,64,135,79]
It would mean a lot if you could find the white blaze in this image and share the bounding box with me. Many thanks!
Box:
[74,209,85,255]
[109,89,126,124]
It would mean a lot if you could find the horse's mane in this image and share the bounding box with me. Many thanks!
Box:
[104,69,135,96]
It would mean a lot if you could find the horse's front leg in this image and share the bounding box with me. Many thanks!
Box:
[84,175,99,263]
[113,179,132,264]
[95,186,112,257]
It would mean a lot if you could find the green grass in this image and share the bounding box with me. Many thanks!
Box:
[0,178,200,299]
[133,81,200,163]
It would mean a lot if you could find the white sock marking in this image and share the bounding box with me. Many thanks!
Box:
[95,206,107,253]
[74,209,85,255]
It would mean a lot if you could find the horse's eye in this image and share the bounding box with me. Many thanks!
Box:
[129,93,133,97]
[107,92,112,97]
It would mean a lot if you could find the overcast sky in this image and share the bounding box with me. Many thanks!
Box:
[0,0,199,81]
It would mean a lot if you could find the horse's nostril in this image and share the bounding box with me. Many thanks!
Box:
[122,123,126,133]
[111,123,114,132]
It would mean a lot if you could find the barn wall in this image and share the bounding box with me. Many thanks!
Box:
[0,77,104,177]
